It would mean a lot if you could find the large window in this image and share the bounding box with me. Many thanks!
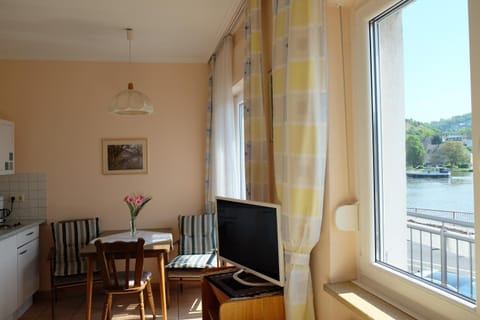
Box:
[352,0,480,318]
[233,79,246,199]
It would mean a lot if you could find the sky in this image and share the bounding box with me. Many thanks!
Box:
[402,0,471,123]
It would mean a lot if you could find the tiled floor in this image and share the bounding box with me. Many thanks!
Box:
[19,284,203,320]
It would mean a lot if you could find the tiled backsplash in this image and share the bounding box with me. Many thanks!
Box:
[0,173,47,220]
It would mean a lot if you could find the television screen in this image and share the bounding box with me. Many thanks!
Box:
[215,197,284,287]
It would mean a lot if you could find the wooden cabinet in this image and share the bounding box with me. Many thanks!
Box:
[17,225,40,309]
[0,119,14,175]
[202,273,285,320]
[0,235,18,319]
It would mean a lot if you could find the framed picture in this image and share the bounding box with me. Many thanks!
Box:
[102,138,148,175]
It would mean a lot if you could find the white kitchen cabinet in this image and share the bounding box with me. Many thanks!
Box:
[17,226,40,309]
[0,235,18,319]
[0,119,15,175]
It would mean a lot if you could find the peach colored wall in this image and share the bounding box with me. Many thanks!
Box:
[311,4,358,320]
[0,60,208,290]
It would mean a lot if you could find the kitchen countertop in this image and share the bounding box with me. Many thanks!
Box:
[0,219,46,241]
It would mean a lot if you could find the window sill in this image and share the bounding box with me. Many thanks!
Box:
[324,281,416,320]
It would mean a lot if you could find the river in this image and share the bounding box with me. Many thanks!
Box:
[407,172,474,213]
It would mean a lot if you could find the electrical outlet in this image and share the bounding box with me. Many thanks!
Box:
[18,194,25,202]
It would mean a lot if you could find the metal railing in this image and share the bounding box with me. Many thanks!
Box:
[406,208,475,300]
[407,207,474,227]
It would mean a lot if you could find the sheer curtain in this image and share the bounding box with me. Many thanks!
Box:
[272,0,328,319]
[205,36,244,213]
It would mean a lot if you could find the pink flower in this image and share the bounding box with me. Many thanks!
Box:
[124,193,152,218]
[124,196,134,203]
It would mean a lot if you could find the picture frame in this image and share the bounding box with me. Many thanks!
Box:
[102,138,148,175]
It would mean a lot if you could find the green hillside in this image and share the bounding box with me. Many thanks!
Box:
[405,113,472,168]
[428,113,471,135]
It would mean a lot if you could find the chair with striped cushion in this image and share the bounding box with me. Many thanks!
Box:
[166,214,218,288]
[49,217,101,320]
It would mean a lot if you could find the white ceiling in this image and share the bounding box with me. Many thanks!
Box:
[0,0,244,63]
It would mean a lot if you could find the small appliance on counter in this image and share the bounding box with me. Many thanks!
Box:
[0,195,12,224]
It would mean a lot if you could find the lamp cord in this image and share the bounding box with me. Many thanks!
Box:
[128,37,132,64]
[338,5,352,194]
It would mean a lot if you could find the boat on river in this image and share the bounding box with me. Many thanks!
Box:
[407,167,451,178]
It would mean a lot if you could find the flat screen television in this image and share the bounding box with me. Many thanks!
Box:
[215,196,285,287]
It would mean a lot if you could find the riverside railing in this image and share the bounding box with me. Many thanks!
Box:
[406,208,475,301]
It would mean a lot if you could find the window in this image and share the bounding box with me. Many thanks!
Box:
[233,79,246,199]
[352,0,480,318]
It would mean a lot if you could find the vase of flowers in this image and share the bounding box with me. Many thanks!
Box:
[124,193,152,236]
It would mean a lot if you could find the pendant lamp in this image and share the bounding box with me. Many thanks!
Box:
[109,28,153,115]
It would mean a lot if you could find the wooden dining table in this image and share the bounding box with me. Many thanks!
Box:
[79,229,173,320]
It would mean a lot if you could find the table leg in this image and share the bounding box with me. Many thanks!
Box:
[157,253,168,320]
[85,256,94,320]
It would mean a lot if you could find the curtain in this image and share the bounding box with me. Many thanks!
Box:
[244,0,271,202]
[204,60,214,213]
[205,36,243,213]
[272,0,328,319]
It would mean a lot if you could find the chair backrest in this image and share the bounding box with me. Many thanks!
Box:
[94,238,145,290]
[51,217,100,276]
[178,214,216,255]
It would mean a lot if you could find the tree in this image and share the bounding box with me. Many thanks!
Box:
[429,151,447,166]
[431,135,442,145]
[437,141,470,167]
[406,135,426,167]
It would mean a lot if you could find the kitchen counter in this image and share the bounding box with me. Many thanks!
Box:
[0,219,46,241]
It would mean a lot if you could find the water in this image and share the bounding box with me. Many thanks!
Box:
[407,172,474,213]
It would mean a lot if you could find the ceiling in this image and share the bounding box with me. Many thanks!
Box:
[0,0,244,63]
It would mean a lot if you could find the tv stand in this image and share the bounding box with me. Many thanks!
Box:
[202,270,285,320]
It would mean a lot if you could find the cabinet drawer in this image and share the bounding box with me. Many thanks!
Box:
[18,238,40,305]
[17,225,39,247]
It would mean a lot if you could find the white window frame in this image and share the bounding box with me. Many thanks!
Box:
[351,0,480,318]
[233,79,246,199]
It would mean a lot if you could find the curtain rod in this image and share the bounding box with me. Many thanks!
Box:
[208,0,246,63]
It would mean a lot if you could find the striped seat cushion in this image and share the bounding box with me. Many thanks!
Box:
[51,217,100,276]
[166,253,218,269]
[178,214,216,255]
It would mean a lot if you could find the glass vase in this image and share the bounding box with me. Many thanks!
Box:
[130,216,137,237]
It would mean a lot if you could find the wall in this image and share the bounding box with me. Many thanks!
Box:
[0,60,208,289]
[312,4,359,319]
[0,173,47,220]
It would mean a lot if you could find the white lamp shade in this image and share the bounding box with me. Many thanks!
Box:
[109,82,153,115]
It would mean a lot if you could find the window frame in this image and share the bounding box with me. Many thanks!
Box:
[233,79,246,199]
[351,0,480,318]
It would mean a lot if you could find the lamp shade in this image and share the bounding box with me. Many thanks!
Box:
[109,82,153,115]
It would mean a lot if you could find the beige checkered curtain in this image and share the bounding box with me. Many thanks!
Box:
[204,60,215,213]
[272,0,328,319]
[244,0,271,201]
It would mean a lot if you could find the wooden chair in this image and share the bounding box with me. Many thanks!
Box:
[165,214,218,289]
[94,238,156,320]
[49,217,102,320]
